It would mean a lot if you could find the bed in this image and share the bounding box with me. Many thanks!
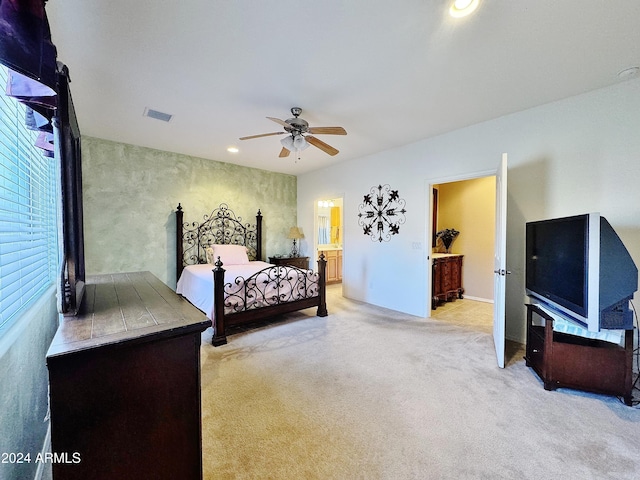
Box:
[175,203,327,346]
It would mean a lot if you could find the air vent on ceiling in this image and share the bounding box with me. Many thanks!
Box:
[143,107,173,122]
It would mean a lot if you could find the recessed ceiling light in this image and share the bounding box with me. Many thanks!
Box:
[617,66,639,80]
[449,0,480,18]
[227,146,239,153]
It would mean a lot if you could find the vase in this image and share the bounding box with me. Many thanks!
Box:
[442,238,453,253]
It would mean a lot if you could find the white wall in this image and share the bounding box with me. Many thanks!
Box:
[297,78,640,343]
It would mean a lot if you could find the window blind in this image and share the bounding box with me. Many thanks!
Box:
[0,64,59,333]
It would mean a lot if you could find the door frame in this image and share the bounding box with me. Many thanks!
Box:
[425,158,506,368]
[313,193,345,275]
[425,168,496,318]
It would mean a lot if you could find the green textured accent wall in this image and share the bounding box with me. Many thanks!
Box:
[81,137,297,288]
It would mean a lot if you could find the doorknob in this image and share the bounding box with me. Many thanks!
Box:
[493,269,511,275]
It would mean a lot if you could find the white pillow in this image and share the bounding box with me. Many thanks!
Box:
[207,244,250,265]
[205,246,215,264]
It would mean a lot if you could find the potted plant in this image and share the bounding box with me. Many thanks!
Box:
[436,228,460,253]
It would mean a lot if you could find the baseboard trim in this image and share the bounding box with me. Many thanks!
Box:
[463,295,494,304]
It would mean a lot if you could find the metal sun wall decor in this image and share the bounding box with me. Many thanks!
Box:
[357,184,407,242]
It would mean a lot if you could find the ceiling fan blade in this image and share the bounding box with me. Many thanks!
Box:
[308,126,347,135]
[279,147,290,158]
[306,135,339,156]
[266,117,291,129]
[239,132,285,140]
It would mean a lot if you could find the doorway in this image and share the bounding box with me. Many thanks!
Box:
[427,154,509,368]
[428,173,496,327]
[315,197,343,288]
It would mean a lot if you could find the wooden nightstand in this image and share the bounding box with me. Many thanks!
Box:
[269,256,309,269]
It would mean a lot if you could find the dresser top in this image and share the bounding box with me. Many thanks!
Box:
[47,271,211,359]
[432,253,463,259]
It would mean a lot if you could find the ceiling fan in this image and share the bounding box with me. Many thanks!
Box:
[239,107,347,158]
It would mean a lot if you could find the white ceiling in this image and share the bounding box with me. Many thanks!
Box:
[47,0,640,175]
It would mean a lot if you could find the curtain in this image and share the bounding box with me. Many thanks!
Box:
[318,215,329,244]
[0,0,57,155]
[0,0,57,90]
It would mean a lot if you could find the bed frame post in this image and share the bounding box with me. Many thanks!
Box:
[212,257,228,346]
[176,204,184,286]
[256,209,263,261]
[317,253,328,317]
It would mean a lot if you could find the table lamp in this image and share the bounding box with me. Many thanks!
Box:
[288,226,304,257]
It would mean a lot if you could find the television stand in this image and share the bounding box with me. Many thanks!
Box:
[524,304,634,406]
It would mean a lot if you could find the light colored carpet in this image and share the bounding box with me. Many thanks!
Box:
[200,285,640,479]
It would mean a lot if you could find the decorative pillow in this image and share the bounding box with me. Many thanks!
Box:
[208,244,250,265]
[205,247,215,264]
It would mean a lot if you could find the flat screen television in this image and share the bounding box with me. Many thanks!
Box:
[525,213,637,331]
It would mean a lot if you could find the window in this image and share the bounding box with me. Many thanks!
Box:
[0,64,60,334]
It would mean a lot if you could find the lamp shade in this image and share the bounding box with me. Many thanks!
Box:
[280,135,294,150]
[281,134,309,151]
[288,227,304,239]
[293,134,309,150]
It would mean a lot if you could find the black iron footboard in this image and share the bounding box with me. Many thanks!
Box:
[212,254,327,346]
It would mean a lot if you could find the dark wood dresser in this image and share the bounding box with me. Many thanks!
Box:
[432,254,464,309]
[269,256,309,269]
[46,271,211,480]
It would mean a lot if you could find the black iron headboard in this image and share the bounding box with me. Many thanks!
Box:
[176,203,263,284]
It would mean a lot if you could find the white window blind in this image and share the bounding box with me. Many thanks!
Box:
[0,65,59,333]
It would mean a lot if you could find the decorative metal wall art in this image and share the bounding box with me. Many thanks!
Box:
[357,184,407,242]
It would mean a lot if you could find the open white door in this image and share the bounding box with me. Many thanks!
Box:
[493,153,508,368]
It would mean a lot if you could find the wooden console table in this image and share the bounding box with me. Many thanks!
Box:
[46,272,211,479]
[524,303,633,406]
[432,254,464,309]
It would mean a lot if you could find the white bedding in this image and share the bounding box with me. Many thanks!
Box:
[176,261,319,319]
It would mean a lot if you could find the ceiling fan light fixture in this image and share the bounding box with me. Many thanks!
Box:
[281,134,309,151]
[449,0,479,18]
[243,107,345,158]
[280,135,294,150]
[293,134,309,150]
